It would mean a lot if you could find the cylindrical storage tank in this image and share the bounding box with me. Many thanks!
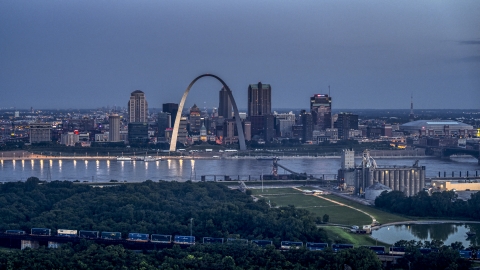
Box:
[405,171,411,197]
[399,170,405,194]
[368,169,374,187]
[409,170,415,196]
[385,171,393,189]
[420,167,426,191]
[365,182,393,201]
[394,170,399,191]
[414,170,420,195]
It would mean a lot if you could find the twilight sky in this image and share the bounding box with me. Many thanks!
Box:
[1,1,479,110]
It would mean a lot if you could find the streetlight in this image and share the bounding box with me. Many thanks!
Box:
[190,218,194,236]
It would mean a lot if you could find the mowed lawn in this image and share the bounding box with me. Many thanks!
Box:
[326,194,410,224]
[251,188,304,195]
[321,226,389,247]
[253,190,372,226]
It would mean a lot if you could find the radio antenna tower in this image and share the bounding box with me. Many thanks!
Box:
[409,94,414,122]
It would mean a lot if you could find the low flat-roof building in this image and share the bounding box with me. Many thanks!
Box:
[400,120,474,136]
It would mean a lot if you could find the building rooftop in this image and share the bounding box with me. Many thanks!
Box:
[400,120,473,129]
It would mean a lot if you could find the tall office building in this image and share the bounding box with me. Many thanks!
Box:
[218,87,233,119]
[300,110,313,142]
[108,114,121,142]
[310,94,332,130]
[248,82,271,117]
[189,104,202,133]
[128,90,148,123]
[157,112,170,138]
[29,123,52,143]
[334,113,358,140]
[163,103,178,128]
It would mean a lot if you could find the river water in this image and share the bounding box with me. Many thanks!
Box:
[0,156,478,182]
[372,222,480,247]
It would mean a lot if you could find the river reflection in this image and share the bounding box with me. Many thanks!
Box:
[372,223,480,247]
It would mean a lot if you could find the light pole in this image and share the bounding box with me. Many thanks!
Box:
[190,218,193,237]
[261,169,264,192]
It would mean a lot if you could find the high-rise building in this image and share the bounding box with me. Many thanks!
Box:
[310,94,332,130]
[189,104,202,133]
[108,114,121,142]
[157,112,170,138]
[128,90,148,123]
[248,82,271,117]
[128,122,149,145]
[334,113,358,140]
[163,103,178,128]
[29,123,51,143]
[300,111,313,142]
[177,117,188,145]
[218,87,232,119]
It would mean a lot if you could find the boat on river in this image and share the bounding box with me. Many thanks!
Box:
[116,157,132,161]
[256,156,280,161]
[139,156,161,162]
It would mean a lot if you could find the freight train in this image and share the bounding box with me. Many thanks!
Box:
[3,229,477,258]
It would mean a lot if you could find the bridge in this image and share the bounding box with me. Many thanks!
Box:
[420,145,480,164]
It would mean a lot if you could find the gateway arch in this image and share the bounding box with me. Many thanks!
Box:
[169,74,246,152]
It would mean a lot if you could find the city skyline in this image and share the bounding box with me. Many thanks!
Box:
[1,1,479,110]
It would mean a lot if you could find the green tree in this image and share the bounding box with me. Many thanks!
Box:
[322,214,329,223]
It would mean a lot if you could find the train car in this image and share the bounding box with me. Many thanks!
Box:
[226,238,248,244]
[332,244,354,252]
[31,228,51,236]
[151,234,172,243]
[389,246,406,255]
[280,241,303,250]
[57,229,78,237]
[127,233,149,242]
[364,246,386,255]
[459,250,472,259]
[203,237,224,244]
[5,230,26,235]
[306,242,328,251]
[101,232,122,240]
[79,230,99,239]
[251,240,273,247]
[173,235,195,245]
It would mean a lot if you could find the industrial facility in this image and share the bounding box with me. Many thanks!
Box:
[338,149,426,199]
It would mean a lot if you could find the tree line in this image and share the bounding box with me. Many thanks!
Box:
[0,178,327,244]
[0,240,385,270]
[375,190,480,219]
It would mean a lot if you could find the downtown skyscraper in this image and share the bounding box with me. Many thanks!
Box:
[248,82,271,117]
[128,90,148,123]
[310,94,332,130]
[218,87,232,119]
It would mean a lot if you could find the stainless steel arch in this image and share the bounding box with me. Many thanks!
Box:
[169,74,246,152]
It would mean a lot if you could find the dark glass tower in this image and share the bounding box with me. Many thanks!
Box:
[310,94,332,130]
[248,82,271,117]
[218,87,233,119]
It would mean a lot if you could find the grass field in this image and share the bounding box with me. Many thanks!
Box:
[252,187,408,248]
[321,226,389,247]
[251,188,304,195]
[326,194,410,224]
[252,187,409,226]
[253,190,372,226]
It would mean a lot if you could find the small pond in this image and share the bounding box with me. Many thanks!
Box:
[371,222,480,247]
